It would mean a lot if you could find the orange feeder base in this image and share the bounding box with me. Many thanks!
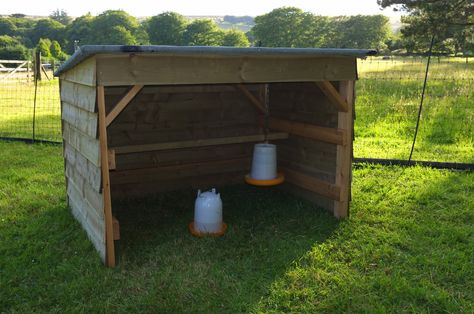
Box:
[189,221,227,237]
[244,172,285,186]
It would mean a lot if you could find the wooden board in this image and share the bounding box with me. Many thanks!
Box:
[60,57,96,86]
[64,142,102,192]
[62,121,100,167]
[96,54,357,86]
[333,81,354,218]
[62,101,98,138]
[60,80,97,112]
[97,85,116,267]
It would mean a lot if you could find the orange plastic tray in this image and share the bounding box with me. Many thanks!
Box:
[189,222,227,237]
[244,172,285,186]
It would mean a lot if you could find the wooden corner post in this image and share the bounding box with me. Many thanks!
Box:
[334,81,355,218]
[97,85,116,267]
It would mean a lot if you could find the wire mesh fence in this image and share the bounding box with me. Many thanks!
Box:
[0,56,472,163]
[0,60,61,142]
[355,56,473,164]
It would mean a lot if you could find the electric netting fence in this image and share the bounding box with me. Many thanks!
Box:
[0,56,472,164]
[0,60,61,143]
[356,56,473,164]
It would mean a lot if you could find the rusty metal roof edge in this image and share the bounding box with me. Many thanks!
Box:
[54,45,377,77]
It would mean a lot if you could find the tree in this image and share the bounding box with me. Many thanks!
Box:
[146,12,187,45]
[252,7,322,47]
[36,38,52,58]
[29,19,65,45]
[0,45,28,59]
[64,14,94,53]
[0,18,17,36]
[183,19,223,46]
[378,0,474,54]
[50,9,72,26]
[222,29,250,47]
[89,10,139,45]
[327,15,391,50]
[0,35,21,47]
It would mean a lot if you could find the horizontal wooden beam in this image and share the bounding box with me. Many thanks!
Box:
[315,81,348,112]
[269,117,345,145]
[283,167,341,201]
[236,84,266,113]
[105,84,144,127]
[112,132,288,155]
[110,157,250,184]
[108,149,116,170]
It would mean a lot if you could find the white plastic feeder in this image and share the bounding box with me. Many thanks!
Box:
[245,143,285,186]
[189,188,227,237]
[250,143,277,180]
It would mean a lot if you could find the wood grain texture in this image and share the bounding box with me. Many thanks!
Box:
[62,121,100,167]
[282,167,341,201]
[62,101,98,138]
[269,117,345,145]
[315,81,349,112]
[60,80,97,112]
[333,81,354,218]
[106,85,144,127]
[97,85,115,267]
[96,54,357,86]
[60,57,96,86]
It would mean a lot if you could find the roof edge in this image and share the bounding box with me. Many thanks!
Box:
[55,45,377,77]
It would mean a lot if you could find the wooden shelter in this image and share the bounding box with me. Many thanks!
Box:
[55,45,376,267]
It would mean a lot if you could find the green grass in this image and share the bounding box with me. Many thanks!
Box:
[0,79,61,142]
[1,141,473,312]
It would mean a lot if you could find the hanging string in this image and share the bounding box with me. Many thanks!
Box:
[263,83,270,142]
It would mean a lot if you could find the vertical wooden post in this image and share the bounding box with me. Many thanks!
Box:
[334,81,354,218]
[97,85,116,267]
[34,50,42,81]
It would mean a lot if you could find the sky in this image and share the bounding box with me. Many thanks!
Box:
[2,0,401,17]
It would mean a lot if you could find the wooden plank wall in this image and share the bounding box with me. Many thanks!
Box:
[106,84,263,198]
[60,62,107,262]
[269,82,340,213]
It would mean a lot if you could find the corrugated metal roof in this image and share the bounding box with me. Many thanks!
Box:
[54,45,377,76]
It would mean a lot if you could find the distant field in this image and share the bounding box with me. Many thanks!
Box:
[0,57,472,162]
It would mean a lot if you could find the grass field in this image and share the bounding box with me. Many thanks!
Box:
[0,57,472,162]
[0,141,472,312]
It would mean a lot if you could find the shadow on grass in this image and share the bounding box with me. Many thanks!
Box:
[252,165,474,312]
[112,184,339,312]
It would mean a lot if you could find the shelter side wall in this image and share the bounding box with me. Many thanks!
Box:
[270,82,339,213]
[106,84,263,198]
[60,77,106,262]
[96,55,357,86]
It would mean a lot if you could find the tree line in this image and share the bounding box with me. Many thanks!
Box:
[0,4,472,61]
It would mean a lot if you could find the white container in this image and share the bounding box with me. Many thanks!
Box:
[250,143,277,180]
[194,188,223,233]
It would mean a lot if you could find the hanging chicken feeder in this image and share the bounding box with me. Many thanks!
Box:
[245,143,285,186]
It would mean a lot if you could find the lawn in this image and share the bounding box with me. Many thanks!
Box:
[0,141,472,312]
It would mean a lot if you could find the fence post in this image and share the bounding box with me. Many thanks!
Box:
[35,50,42,81]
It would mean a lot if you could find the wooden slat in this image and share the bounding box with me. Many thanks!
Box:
[60,57,96,86]
[62,101,98,138]
[282,167,341,201]
[105,85,144,127]
[62,122,100,167]
[333,81,354,218]
[97,85,115,267]
[269,117,345,145]
[110,157,250,185]
[112,132,288,154]
[112,217,120,240]
[315,81,349,112]
[96,54,357,86]
[236,84,266,113]
[60,80,97,112]
[108,149,116,170]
